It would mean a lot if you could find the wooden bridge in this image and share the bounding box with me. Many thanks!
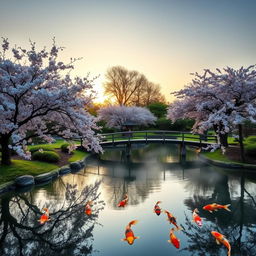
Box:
[99,130,218,148]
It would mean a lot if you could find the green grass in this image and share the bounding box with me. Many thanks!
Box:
[68,150,88,163]
[27,139,65,150]
[202,149,231,162]
[0,140,88,185]
[202,149,256,168]
[0,160,58,184]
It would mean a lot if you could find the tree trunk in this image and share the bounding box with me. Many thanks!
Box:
[0,135,11,165]
[218,133,228,148]
[238,124,245,163]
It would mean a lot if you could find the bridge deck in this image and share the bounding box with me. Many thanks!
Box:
[100,138,216,147]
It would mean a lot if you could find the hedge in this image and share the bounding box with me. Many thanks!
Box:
[32,151,60,163]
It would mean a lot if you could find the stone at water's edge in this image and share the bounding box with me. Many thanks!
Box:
[69,161,81,170]
[79,160,85,167]
[59,166,71,175]
[35,172,56,184]
[15,175,35,187]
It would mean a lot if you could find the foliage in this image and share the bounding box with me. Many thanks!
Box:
[0,38,102,165]
[96,120,117,133]
[104,66,165,106]
[98,105,156,129]
[0,160,57,184]
[60,143,70,153]
[245,136,256,144]
[147,102,167,118]
[167,65,256,147]
[29,145,54,153]
[27,139,65,151]
[32,151,60,163]
[154,118,172,130]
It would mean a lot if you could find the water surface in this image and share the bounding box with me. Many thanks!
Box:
[0,144,256,256]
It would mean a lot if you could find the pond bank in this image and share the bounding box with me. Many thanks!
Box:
[199,153,256,171]
[0,152,90,195]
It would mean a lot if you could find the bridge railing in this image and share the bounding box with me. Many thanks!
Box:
[100,130,218,145]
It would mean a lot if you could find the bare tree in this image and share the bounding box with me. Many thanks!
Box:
[104,66,143,106]
[104,66,165,106]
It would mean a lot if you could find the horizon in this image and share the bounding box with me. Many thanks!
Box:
[1,0,256,103]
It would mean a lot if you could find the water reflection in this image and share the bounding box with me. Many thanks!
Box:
[0,181,104,256]
[0,144,256,256]
[183,173,256,256]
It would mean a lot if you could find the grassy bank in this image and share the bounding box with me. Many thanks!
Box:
[0,140,89,185]
[0,160,58,184]
[202,149,233,162]
[202,149,256,168]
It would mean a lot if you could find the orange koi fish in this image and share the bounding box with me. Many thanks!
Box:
[164,210,181,230]
[192,208,202,227]
[168,228,180,249]
[154,201,162,216]
[85,201,93,216]
[38,208,50,224]
[203,203,231,213]
[118,194,128,207]
[121,220,139,245]
[211,231,231,256]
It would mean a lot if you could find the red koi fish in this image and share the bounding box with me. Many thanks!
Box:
[192,208,202,227]
[38,208,50,224]
[154,201,162,216]
[211,231,231,256]
[118,194,128,207]
[164,210,181,230]
[85,201,93,216]
[203,203,231,213]
[121,220,139,245]
[168,228,180,249]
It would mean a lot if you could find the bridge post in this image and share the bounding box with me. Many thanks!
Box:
[146,132,148,144]
[180,142,186,162]
[112,134,114,146]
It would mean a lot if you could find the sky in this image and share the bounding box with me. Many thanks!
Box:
[1,0,256,103]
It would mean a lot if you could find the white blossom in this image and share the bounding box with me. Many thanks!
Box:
[0,38,102,160]
[98,105,156,129]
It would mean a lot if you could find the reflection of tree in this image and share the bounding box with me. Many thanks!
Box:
[0,181,104,256]
[183,174,256,256]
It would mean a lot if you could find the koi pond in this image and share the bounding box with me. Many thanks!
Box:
[0,144,256,256]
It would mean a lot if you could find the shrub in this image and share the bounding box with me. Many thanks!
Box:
[29,145,54,153]
[245,144,256,157]
[32,151,60,163]
[245,136,256,145]
[61,143,70,153]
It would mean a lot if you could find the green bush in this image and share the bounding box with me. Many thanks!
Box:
[32,151,60,163]
[29,145,54,153]
[245,144,256,157]
[61,143,70,153]
[245,136,256,144]
[155,118,172,130]
[147,102,168,119]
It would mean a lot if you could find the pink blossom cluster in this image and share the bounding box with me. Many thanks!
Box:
[98,105,156,129]
[0,38,102,159]
[167,66,256,143]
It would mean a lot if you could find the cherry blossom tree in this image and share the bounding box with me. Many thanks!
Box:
[167,65,256,159]
[0,38,102,165]
[97,105,156,129]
